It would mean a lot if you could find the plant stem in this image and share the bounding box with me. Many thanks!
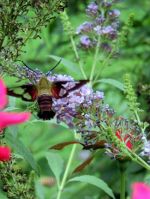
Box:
[70,36,87,79]
[94,49,114,83]
[134,110,146,134]
[56,144,77,199]
[90,35,101,82]
[129,150,150,171]
[119,162,126,199]
[120,170,126,199]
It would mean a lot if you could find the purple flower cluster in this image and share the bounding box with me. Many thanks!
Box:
[50,74,94,127]
[46,74,116,144]
[74,94,114,146]
[76,1,120,51]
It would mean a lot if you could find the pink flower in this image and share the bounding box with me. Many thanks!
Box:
[0,79,31,130]
[0,146,11,161]
[132,182,150,199]
[0,79,7,109]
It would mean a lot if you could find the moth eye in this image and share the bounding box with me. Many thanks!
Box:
[23,93,32,100]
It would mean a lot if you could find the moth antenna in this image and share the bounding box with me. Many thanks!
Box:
[21,61,36,72]
[46,59,61,76]
[50,59,61,72]
[16,60,38,83]
[16,60,36,72]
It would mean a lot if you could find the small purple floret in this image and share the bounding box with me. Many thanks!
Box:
[76,22,93,34]
[108,9,120,18]
[94,91,104,99]
[95,16,105,25]
[80,35,92,49]
[102,26,114,34]
[86,2,98,16]
[94,25,103,35]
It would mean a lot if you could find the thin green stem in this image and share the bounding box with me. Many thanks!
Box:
[134,110,145,134]
[90,35,101,83]
[119,162,126,199]
[134,111,141,126]
[56,144,77,199]
[70,36,87,79]
[129,150,150,171]
[94,49,114,82]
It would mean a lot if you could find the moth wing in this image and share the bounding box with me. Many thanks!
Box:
[7,84,37,102]
[51,80,88,98]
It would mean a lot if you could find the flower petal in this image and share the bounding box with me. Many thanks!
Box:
[0,146,11,161]
[132,182,150,199]
[0,79,7,109]
[116,130,133,149]
[0,112,31,129]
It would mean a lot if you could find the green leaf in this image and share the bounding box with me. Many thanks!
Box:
[8,96,16,107]
[4,107,20,111]
[68,175,115,199]
[35,181,45,199]
[144,173,150,185]
[0,191,7,199]
[97,78,124,91]
[28,119,70,130]
[5,128,39,175]
[49,55,79,76]
[46,151,64,186]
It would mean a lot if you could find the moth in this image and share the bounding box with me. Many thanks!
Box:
[7,61,88,120]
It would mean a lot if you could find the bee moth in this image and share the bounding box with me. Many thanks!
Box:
[7,62,88,120]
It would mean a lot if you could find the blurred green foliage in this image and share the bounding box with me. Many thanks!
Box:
[0,0,150,199]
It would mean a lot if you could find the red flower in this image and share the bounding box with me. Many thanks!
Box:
[116,130,132,149]
[0,79,31,130]
[0,146,11,161]
[132,182,150,199]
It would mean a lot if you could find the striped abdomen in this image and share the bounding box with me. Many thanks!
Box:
[37,95,55,120]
